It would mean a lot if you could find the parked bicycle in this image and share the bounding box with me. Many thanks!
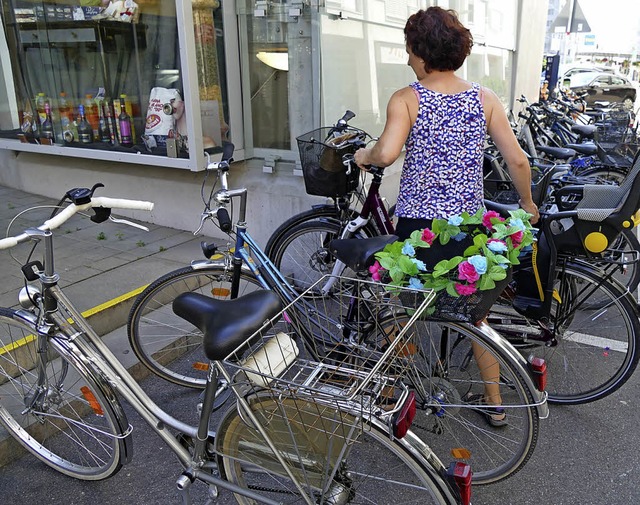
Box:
[127,143,548,485]
[0,185,471,504]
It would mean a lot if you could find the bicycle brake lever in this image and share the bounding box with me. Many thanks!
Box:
[193,212,211,235]
[108,216,149,232]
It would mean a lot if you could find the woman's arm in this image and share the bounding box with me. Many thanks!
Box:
[354,87,415,168]
[484,88,540,223]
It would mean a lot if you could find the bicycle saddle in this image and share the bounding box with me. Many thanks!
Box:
[535,145,577,160]
[564,142,598,156]
[330,235,399,271]
[571,124,597,139]
[172,290,282,361]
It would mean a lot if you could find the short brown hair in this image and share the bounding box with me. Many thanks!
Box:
[404,7,473,73]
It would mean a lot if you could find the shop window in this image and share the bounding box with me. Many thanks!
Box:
[0,0,231,168]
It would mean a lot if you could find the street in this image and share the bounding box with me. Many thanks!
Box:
[1,341,639,505]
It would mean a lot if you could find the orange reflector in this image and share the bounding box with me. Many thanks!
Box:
[211,288,231,297]
[80,386,104,416]
[398,343,418,356]
[192,362,210,371]
[451,447,472,459]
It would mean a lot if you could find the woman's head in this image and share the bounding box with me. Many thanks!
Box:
[404,7,473,73]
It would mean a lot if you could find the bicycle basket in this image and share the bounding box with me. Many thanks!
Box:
[297,127,364,197]
[218,276,434,489]
[595,111,632,149]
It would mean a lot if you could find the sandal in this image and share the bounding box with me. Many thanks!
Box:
[463,393,508,428]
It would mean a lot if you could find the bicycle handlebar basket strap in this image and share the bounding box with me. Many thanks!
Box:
[297,127,364,197]
[216,276,433,490]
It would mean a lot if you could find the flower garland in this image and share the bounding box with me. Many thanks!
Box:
[371,208,535,297]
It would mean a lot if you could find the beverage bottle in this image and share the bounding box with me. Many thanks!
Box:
[41,101,54,140]
[84,94,99,141]
[104,100,118,144]
[20,98,38,136]
[58,92,77,143]
[77,104,93,144]
[35,92,47,126]
[118,96,133,147]
[98,103,111,143]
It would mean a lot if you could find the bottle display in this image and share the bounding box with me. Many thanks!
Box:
[77,104,93,144]
[118,95,133,147]
[41,101,54,141]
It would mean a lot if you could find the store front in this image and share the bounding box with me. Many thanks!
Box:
[0,0,547,244]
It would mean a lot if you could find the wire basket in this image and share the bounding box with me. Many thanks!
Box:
[296,127,367,197]
[217,276,434,491]
[595,110,633,149]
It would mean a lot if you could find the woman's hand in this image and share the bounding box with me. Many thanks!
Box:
[354,148,371,170]
[519,199,540,224]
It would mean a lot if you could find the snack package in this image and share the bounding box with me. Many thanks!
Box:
[144,87,184,147]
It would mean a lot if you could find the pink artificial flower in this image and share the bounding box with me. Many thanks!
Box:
[458,261,480,283]
[421,228,436,245]
[510,230,524,248]
[369,260,385,282]
[455,282,478,295]
[482,210,505,230]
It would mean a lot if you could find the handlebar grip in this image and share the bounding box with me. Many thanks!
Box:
[217,208,232,232]
[0,236,19,250]
[91,197,155,211]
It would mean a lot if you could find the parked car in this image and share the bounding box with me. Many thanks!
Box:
[569,72,636,109]
[561,65,615,82]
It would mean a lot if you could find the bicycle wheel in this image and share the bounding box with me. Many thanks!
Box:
[578,166,628,184]
[489,260,640,404]
[267,219,377,291]
[374,317,539,486]
[127,265,262,388]
[216,396,458,505]
[0,308,127,479]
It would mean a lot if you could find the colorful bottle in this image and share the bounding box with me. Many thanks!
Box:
[84,94,99,141]
[97,103,110,143]
[35,92,47,125]
[104,100,118,144]
[118,96,133,147]
[77,105,93,144]
[20,98,37,135]
[41,101,54,140]
[58,92,77,142]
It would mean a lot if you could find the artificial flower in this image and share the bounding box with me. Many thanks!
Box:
[458,261,480,282]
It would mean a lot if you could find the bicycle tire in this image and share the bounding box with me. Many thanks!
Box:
[216,396,459,505]
[127,265,263,388]
[0,308,127,480]
[577,166,628,184]
[372,316,539,485]
[489,260,640,404]
[267,219,377,291]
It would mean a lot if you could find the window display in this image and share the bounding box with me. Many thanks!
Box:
[0,0,231,167]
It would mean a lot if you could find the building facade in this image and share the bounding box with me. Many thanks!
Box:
[0,0,548,246]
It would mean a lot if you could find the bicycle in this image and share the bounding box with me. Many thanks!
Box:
[0,186,470,504]
[484,150,640,404]
[127,143,549,485]
[263,117,640,405]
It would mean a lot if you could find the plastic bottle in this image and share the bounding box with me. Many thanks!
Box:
[20,98,37,136]
[84,94,99,141]
[118,95,133,147]
[41,101,54,140]
[35,92,47,125]
[77,104,93,144]
[58,92,77,143]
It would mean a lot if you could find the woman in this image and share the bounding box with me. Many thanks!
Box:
[355,6,539,426]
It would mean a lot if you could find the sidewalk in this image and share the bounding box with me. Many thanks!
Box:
[0,184,221,466]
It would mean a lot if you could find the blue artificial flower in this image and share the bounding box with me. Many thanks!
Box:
[487,240,508,253]
[402,242,416,257]
[452,232,467,242]
[448,215,463,226]
[411,258,427,271]
[408,277,424,290]
[510,218,526,231]
[467,255,488,274]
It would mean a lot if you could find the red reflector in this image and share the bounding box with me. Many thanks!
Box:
[449,461,472,505]
[528,356,547,391]
[392,391,416,439]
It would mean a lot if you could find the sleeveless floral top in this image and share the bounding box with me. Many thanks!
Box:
[395,81,486,220]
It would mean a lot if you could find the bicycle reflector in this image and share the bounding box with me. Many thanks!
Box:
[392,391,416,439]
[447,461,472,505]
[81,386,104,416]
[528,355,547,391]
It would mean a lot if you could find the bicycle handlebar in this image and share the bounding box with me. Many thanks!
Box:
[0,196,154,250]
